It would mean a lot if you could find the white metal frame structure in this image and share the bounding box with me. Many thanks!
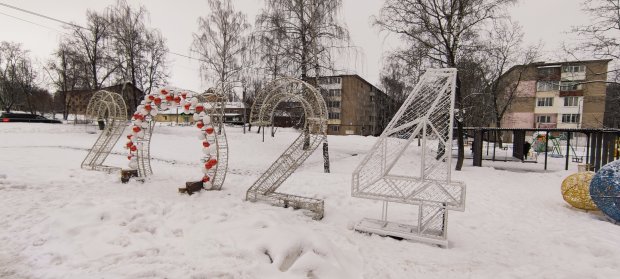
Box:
[246,77,328,220]
[351,68,466,247]
[124,87,228,191]
[81,90,127,173]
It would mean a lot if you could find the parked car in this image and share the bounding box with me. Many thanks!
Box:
[1,113,62,124]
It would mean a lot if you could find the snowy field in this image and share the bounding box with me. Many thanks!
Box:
[1,123,619,279]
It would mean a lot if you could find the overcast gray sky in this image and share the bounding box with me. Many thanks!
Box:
[0,0,591,92]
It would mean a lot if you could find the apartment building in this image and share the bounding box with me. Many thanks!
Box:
[500,59,611,130]
[318,75,396,136]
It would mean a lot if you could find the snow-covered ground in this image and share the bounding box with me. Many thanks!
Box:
[1,123,619,279]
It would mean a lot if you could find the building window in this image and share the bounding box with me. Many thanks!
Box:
[562,65,585,73]
[536,115,551,123]
[537,81,560,91]
[564,96,579,107]
[327,100,340,108]
[330,125,340,132]
[538,67,557,76]
[328,112,340,119]
[537,97,554,107]
[561,114,580,123]
[328,89,341,97]
[560,81,583,91]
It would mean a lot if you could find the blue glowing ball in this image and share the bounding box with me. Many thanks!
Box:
[590,160,620,223]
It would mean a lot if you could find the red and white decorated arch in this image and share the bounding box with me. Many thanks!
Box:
[123,86,228,192]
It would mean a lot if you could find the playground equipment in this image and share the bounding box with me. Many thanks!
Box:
[561,171,598,210]
[122,86,228,194]
[590,159,620,223]
[531,132,582,161]
[246,77,328,220]
[351,68,466,247]
[81,90,127,173]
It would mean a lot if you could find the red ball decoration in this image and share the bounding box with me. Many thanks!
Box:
[160,89,169,95]
[127,134,133,140]
[184,104,191,110]
[144,104,152,111]
[154,97,162,105]
[126,141,134,148]
[202,141,210,148]
[195,105,204,113]
[202,176,210,182]
[208,158,218,166]
[173,96,181,103]
[132,126,141,133]
[148,95,155,101]
[127,155,132,160]
[205,127,214,134]
[196,121,204,129]
[165,95,173,102]
[130,145,137,152]
[205,162,214,169]
[181,92,188,99]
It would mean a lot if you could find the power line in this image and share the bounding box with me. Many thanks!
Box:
[0,10,68,34]
[0,2,83,29]
[0,2,207,64]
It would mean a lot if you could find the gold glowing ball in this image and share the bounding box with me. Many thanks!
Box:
[561,171,598,210]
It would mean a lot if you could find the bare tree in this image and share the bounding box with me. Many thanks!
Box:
[192,0,250,101]
[255,0,350,80]
[138,30,169,95]
[66,10,116,90]
[375,0,516,171]
[574,0,620,61]
[482,21,540,130]
[46,41,90,119]
[107,0,168,108]
[0,41,26,112]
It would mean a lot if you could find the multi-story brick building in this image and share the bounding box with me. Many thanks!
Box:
[318,75,396,136]
[500,59,611,130]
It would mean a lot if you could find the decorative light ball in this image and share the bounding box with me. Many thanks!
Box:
[561,171,598,210]
[127,134,133,140]
[205,162,214,169]
[165,95,173,102]
[144,104,152,111]
[173,96,181,103]
[132,126,141,133]
[126,141,134,148]
[181,92,188,99]
[129,161,138,169]
[208,158,217,166]
[202,141,210,148]
[148,95,155,101]
[202,176,210,182]
[184,104,191,110]
[196,121,204,129]
[154,97,162,105]
[590,159,620,223]
[206,127,214,134]
[160,88,169,95]
[130,145,137,152]
[195,104,204,113]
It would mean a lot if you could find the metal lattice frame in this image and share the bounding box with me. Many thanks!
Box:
[81,90,127,173]
[124,87,228,190]
[246,77,328,220]
[561,171,598,210]
[352,68,466,247]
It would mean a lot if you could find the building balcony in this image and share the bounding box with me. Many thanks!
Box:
[561,72,586,81]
